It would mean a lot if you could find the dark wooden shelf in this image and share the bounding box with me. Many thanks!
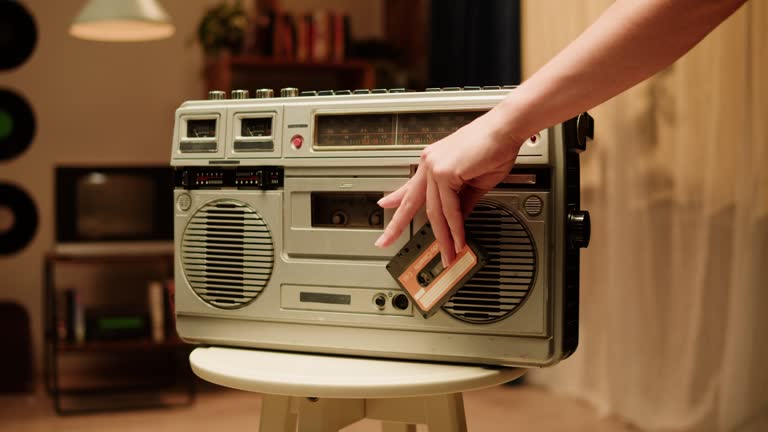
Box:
[205,54,375,95]
[44,251,194,413]
[57,338,190,353]
[45,252,173,265]
[226,55,372,69]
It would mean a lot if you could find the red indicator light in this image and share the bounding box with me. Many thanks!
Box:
[291,134,304,149]
[530,135,537,143]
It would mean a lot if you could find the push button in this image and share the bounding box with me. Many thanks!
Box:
[291,134,304,149]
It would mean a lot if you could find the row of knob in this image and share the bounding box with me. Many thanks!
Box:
[209,88,298,100]
[208,85,518,100]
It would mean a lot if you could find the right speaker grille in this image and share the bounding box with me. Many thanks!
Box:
[443,200,537,323]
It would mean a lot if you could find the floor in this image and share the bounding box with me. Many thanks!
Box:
[0,382,637,432]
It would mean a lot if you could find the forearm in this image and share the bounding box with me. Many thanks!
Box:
[493,0,747,141]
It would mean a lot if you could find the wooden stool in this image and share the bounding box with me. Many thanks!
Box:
[190,347,525,431]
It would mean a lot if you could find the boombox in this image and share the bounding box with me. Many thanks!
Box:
[170,86,592,367]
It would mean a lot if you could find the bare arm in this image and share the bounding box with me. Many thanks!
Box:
[496,0,748,142]
[376,0,748,266]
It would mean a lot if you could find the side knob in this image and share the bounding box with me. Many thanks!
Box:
[567,210,591,249]
[256,88,274,98]
[231,89,249,99]
[280,87,299,97]
[208,90,226,100]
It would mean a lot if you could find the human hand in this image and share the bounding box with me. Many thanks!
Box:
[374,108,526,267]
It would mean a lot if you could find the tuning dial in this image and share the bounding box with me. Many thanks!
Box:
[567,210,591,249]
[208,90,226,100]
[231,89,249,99]
[256,88,274,98]
[280,87,299,97]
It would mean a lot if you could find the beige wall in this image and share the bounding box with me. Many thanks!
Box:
[0,0,385,375]
[0,0,206,371]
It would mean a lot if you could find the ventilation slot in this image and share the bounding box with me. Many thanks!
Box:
[181,200,274,309]
[443,201,536,323]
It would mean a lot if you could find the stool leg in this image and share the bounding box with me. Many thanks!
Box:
[297,398,365,432]
[382,423,417,432]
[260,394,298,432]
[423,393,467,432]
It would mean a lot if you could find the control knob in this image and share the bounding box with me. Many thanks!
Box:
[567,210,591,249]
[208,90,226,100]
[231,89,249,99]
[256,88,274,98]
[280,87,299,97]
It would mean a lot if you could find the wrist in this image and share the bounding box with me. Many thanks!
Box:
[486,95,537,148]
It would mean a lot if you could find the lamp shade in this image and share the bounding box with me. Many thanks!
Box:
[69,0,175,42]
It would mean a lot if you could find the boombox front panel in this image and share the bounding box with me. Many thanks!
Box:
[171,88,591,367]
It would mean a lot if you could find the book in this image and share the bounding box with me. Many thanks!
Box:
[148,281,166,342]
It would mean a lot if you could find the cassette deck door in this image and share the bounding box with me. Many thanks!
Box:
[284,176,410,259]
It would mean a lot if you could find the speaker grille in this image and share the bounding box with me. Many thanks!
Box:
[443,201,536,323]
[181,199,273,308]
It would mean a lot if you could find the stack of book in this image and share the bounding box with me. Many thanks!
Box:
[246,9,351,62]
[58,280,177,344]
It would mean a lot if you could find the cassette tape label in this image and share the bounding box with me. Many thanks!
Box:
[412,249,477,309]
[389,223,487,317]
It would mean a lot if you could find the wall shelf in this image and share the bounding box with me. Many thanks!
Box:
[204,54,376,96]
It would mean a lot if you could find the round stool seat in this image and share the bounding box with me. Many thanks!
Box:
[190,347,525,399]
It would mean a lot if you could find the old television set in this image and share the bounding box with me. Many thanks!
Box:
[55,166,173,255]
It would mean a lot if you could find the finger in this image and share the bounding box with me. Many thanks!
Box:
[374,172,427,248]
[459,185,488,219]
[426,171,455,267]
[378,181,409,209]
[437,181,466,254]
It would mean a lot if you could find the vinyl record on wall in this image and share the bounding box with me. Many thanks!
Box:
[0,89,36,161]
[0,1,38,70]
[0,183,38,255]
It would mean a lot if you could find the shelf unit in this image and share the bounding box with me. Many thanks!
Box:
[43,252,195,414]
[204,54,376,96]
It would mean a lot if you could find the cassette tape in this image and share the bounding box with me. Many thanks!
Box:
[387,223,487,318]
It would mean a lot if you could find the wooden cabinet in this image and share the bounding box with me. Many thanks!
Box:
[43,253,195,414]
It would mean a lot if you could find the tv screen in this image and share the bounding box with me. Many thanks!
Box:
[55,166,173,253]
[76,173,156,239]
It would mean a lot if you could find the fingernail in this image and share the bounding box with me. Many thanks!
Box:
[374,237,384,247]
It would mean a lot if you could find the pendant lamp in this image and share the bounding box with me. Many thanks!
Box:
[69,0,175,42]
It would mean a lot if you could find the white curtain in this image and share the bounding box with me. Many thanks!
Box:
[522,2,768,431]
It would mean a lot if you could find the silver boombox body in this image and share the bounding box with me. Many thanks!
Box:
[170,87,591,367]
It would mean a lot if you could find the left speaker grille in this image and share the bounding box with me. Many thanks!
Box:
[181,200,273,308]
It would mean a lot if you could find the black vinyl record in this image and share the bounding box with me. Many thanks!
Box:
[0,89,35,161]
[0,1,38,70]
[0,183,38,255]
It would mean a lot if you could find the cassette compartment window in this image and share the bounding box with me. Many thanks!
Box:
[311,192,384,229]
[234,113,275,152]
[180,116,219,153]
